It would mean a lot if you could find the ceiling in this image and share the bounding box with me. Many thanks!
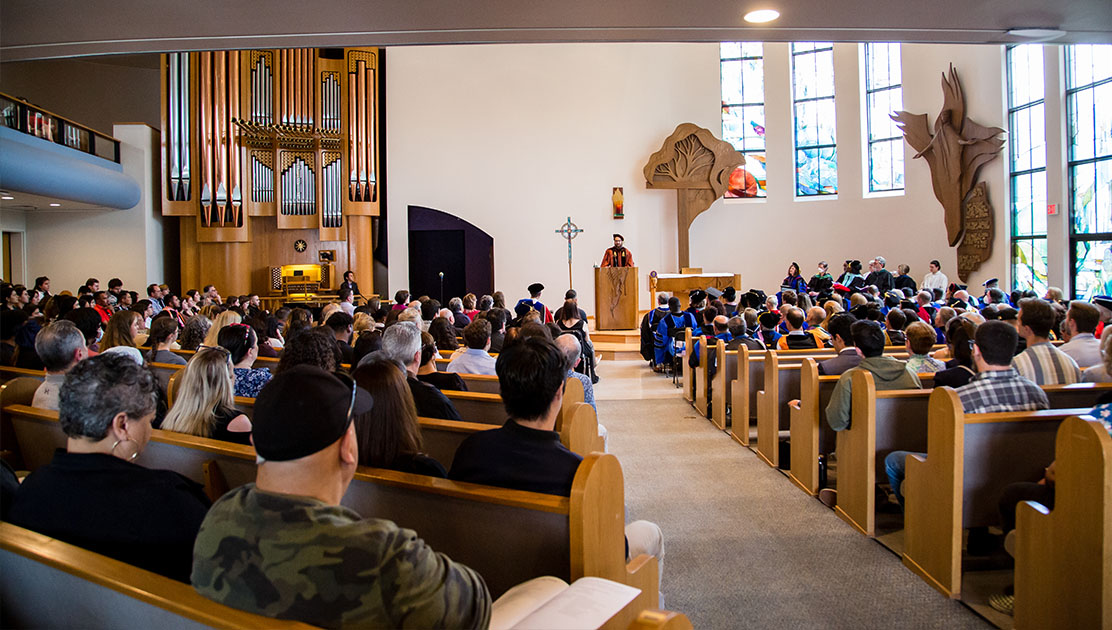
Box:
[2,0,1109,62]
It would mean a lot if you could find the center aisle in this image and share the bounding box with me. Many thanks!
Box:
[593,359,990,629]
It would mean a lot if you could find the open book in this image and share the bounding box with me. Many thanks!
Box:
[490,576,641,630]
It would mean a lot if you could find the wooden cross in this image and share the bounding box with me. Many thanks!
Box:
[555,216,583,288]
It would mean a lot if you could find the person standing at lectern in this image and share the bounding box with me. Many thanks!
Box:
[339,271,361,303]
[600,234,635,268]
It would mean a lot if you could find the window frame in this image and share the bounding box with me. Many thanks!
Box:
[720,42,767,199]
[791,42,838,198]
[863,43,904,195]
[1006,44,1049,295]
[1065,44,1112,299]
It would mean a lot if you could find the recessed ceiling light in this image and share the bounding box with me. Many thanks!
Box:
[1,196,13,200]
[744,9,780,23]
[1006,28,1066,39]
[49,203,61,207]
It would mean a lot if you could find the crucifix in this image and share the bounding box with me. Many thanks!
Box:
[554,216,583,288]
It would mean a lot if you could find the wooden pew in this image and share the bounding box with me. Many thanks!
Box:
[0,376,42,469]
[1014,415,1111,630]
[0,523,314,630]
[0,365,44,385]
[710,343,732,431]
[171,348,280,370]
[2,522,689,630]
[901,387,1090,598]
[838,377,1112,537]
[729,345,755,446]
[1,405,657,607]
[443,390,506,425]
[459,373,500,394]
[681,328,694,402]
[692,335,710,418]
[786,361,840,495]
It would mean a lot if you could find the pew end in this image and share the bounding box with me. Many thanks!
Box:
[626,609,694,630]
[1014,416,1112,630]
[0,522,316,629]
[1,376,42,469]
[787,359,820,496]
[710,344,731,431]
[562,401,605,456]
[729,346,752,446]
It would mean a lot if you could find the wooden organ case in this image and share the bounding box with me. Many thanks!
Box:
[160,48,380,297]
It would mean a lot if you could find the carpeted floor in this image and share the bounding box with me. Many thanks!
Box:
[596,363,991,629]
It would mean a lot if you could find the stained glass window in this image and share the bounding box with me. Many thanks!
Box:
[1007,44,1048,296]
[1066,44,1112,298]
[864,43,904,193]
[792,43,837,196]
[721,43,766,198]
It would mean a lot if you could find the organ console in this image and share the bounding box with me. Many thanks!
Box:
[160,48,380,296]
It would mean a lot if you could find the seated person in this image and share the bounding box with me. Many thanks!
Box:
[932,317,978,388]
[449,338,664,596]
[191,365,491,627]
[725,316,764,352]
[416,331,467,391]
[161,347,252,444]
[352,358,447,476]
[324,312,356,365]
[145,315,187,365]
[885,321,1047,506]
[484,308,508,353]
[379,322,463,421]
[9,354,210,582]
[555,334,597,412]
[1012,297,1082,384]
[429,315,459,352]
[1083,332,1112,383]
[903,321,946,374]
[884,308,907,346]
[447,319,497,376]
[756,310,781,348]
[825,320,921,432]
[217,322,272,398]
[1058,300,1102,368]
[817,313,861,376]
[805,306,831,345]
[32,320,88,410]
[654,296,697,368]
[688,315,730,369]
[276,327,341,373]
[777,307,820,350]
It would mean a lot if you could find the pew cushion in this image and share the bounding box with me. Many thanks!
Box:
[192,483,492,629]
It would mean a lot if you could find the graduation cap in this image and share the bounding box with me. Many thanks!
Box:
[514,302,533,317]
[722,286,737,302]
[613,233,624,241]
[1093,295,1112,311]
[706,287,723,299]
[689,289,707,303]
[527,283,544,294]
[850,304,871,320]
[982,278,999,288]
[758,311,780,329]
[997,306,1019,321]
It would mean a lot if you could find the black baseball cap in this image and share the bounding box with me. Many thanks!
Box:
[252,366,373,462]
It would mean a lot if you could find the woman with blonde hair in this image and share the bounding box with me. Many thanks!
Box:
[161,347,251,445]
[202,310,241,348]
[352,311,374,339]
[99,310,142,352]
[351,358,446,476]
[821,300,844,331]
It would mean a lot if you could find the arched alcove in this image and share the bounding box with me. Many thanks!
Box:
[407,206,493,302]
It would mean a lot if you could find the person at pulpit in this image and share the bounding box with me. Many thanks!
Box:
[600,234,634,268]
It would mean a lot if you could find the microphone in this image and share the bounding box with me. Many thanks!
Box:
[439,272,444,279]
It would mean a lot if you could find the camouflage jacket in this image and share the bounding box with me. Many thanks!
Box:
[192,484,491,629]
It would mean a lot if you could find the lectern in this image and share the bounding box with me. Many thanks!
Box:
[595,267,639,330]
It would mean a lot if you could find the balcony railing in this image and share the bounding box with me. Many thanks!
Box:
[0,92,120,164]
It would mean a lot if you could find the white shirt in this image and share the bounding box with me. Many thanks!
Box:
[921,270,949,292]
[446,347,497,376]
[339,301,355,317]
[32,373,66,410]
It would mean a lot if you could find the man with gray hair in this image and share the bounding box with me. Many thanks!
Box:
[380,322,462,421]
[865,256,893,294]
[32,320,88,410]
[554,333,607,450]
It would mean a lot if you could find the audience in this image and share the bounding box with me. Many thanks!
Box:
[447,319,497,376]
[178,315,212,351]
[277,327,340,373]
[146,316,186,365]
[378,322,463,421]
[428,315,459,351]
[1012,297,1082,385]
[324,312,356,365]
[416,331,467,391]
[933,317,978,388]
[904,321,946,374]
[99,310,141,352]
[825,320,921,433]
[202,310,242,348]
[9,354,210,583]
[449,337,664,598]
[30,320,88,410]
[351,358,448,476]
[1058,301,1102,368]
[190,365,491,627]
[816,313,860,376]
[217,322,273,397]
[1082,332,1112,383]
[161,347,252,444]
[777,307,820,350]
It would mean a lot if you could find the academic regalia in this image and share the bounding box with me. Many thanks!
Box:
[601,246,634,268]
[516,298,553,324]
[640,306,669,362]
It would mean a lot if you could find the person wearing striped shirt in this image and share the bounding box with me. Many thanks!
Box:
[1011,297,1082,385]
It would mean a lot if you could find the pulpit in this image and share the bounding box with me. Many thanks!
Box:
[595,267,639,330]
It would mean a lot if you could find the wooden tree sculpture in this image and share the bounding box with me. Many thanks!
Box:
[891,65,1005,281]
[644,123,745,269]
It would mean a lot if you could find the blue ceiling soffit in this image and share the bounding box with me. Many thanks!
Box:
[0,126,140,209]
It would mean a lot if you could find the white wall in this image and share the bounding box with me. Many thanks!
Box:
[387,42,1012,314]
[24,124,167,293]
[386,43,720,314]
